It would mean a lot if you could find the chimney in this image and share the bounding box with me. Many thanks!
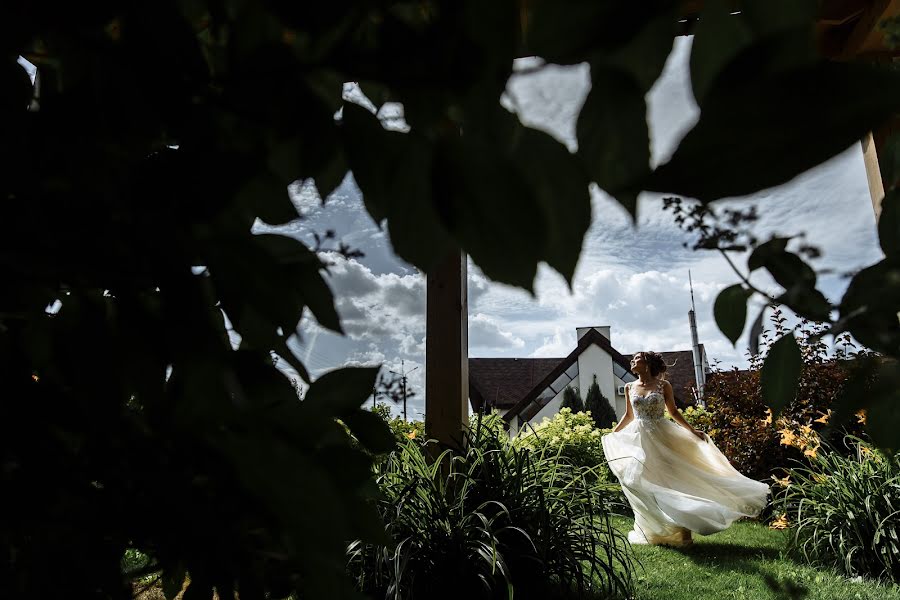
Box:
[577,326,611,342]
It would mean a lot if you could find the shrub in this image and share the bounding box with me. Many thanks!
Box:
[678,405,714,432]
[515,408,611,484]
[561,386,584,413]
[702,315,869,481]
[347,414,635,599]
[775,437,900,583]
[585,375,616,430]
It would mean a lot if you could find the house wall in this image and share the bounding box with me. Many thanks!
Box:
[508,415,519,437]
[613,375,629,420]
[577,343,616,413]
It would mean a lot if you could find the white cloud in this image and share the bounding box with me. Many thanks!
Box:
[469,313,526,351]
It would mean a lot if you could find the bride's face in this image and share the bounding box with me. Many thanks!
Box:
[631,353,647,373]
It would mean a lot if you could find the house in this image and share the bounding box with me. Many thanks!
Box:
[468,326,711,436]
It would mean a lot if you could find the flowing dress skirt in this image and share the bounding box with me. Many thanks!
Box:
[602,417,770,546]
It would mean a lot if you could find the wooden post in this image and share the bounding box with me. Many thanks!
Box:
[861,132,886,221]
[425,250,469,448]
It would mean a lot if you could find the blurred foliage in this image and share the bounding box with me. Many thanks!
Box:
[4,0,900,597]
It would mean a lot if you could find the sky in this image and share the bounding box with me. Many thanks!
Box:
[259,37,883,419]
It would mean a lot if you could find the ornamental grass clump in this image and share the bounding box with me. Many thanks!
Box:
[776,436,900,584]
[347,414,635,599]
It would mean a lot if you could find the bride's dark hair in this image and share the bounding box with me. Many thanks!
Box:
[644,351,667,377]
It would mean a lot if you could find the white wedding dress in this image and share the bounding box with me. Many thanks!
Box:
[601,380,770,546]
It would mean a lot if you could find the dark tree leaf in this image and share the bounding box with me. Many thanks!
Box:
[576,66,648,216]
[862,362,900,455]
[748,237,829,320]
[596,7,676,92]
[839,258,900,355]
[431,123,547,291]
[236,170,298,226]
[256,234,343,335]
[879,133,900,192]
[761,332,802,416]
[525,0,676,65]
[162,566,187,600]
[511,127,591,286]
[714,284,751,346]
[181,580,212,600]
[342,408,397,455]
[776,286,832,322]
[689,0,754,106]
[304,366,380,418]
[747,304,768,356]
[341,102,455,272]
[879,188,900,258]
[649,62,900,202]
[748,237,791,271]
[690,0,817,106]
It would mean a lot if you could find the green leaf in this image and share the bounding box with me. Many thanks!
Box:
[879,133,900,192]
[690,0,817,106]
[714,284,751,346]
[776,286,832,322]
[689,1,754,105]
[511,127,590,286]
[879,188,900,258]
[341,102,455,272]
[748,238,830,320]
[253,234,343,334]
[748,237,791,271]
[747,304,769,356]
[304,366,380,418]
[432,123,547,291]
[761,332,802,416]
[649,61,900,202]
[345,497,391,545]
[342,408,397,455]
[525,1,675,65]
[839,258,900,355]
[862,362,900,455]
[593,6,676,92]
[576,66,648,215]
[236,170,297,226]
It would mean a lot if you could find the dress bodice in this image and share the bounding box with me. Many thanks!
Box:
[630,381,665,420]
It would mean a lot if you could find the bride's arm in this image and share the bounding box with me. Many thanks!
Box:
[663,381,705,439]
[611,384,633,432]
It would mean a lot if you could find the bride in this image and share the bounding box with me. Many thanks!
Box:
[601,351,769,547]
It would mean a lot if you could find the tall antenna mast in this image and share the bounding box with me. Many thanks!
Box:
[688,271,707,407]
[689,270,697,312]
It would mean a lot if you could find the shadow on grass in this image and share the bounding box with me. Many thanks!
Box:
[666,542,809,599]
[674,540,782,562]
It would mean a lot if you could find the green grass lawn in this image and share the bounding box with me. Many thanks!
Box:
[609,517,900,600]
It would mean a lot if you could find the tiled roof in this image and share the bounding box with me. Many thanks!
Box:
[468,357,564,411]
